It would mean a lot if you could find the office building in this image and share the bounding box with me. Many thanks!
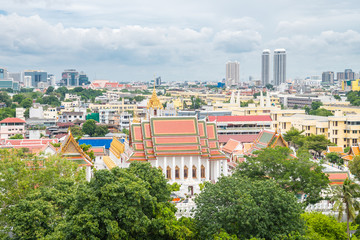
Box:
[345,69,355,80]
[337,72,345,82]
[261,49,270,86]
[24,70,47,88]
[322,71,334,85]
[61,69,79,86]
[273,49,286,86]
[0,67,19,90]
[155,76,162,86]
[226,61,240,86]
[79,72,90,86]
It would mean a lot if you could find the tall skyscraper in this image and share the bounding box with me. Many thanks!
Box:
[273,49,286,86]
[322,71,334,85]
[345,69,355,80]
[24,70,47,88]
[261,49,270,86]
[226,61,239,86]
[61,69,79,86]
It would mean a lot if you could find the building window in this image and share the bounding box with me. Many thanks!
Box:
[184,166,188,179]
[175,166,180,179]
[192,165,197,179]
[166,166,171,180]
[201,165,205,178]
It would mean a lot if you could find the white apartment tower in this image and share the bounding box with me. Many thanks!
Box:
[273,49,286,86]
[261,49,270,86]
[226,61,239,86]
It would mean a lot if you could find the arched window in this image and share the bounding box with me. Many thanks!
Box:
[158,166,163,173]
[192,165,197,179]
[175,166,180,179]
[184,166,188,179]
[201,165,205,178]
[166,166,171,179]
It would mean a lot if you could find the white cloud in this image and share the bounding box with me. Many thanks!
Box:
[214,30,261,53]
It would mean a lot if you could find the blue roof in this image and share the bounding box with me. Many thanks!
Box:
[78,138,113,149]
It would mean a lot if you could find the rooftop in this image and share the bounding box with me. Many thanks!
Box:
[208,115,272,122]
[0,118,26,123]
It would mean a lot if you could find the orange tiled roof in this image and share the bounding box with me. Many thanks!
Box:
[103,156,116,169]
[342,155,354,161]
[326,172,349,185]
[352,146,360,155]
[222,139,241,154]
[327,146,344,153]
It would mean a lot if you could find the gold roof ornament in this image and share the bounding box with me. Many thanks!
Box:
[132,114,141,123]
[147,85,163,109]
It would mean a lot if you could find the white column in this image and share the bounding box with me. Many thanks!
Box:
[206,160,209,181]
[164,157,167,177]
[189,156,193,181]
[197,157,201,181]
[155,158,158,168]
[224,160,228,176]
[181,156,184,181]
[215,160,220,181]
[172,157,176,181]
[220,160,223,176]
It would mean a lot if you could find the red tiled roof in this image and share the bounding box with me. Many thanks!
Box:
[218,134,259,144]
[223,139,241,153]
[57,122,75,127]
[208,115,272,122]
[0,118,26,123]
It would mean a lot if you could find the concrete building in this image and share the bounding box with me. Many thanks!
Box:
[24,70,47,88]
[279,96,321,108]
[0,118,26,139]
[59,112,85,123]
[29,106,44,119]
[226,61,240,86]
[261,49,270,86]
[43,108,57,120]
[61,69,79,86]
[322,71,334,85]
[16,108,25,120]
[273,49,286,86]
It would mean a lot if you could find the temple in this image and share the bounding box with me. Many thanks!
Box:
[109,88,228,195]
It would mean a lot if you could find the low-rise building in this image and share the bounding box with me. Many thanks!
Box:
[59,111,85,123]
[0,118,26,139]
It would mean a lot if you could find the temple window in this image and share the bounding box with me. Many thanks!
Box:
[175,166,180,179]
[201,165,205,178]
[192,165,197,179]
[184,166,188,179]
[166,166,171,179]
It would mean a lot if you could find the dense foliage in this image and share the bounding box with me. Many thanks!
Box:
[235,147,330,204]
[82,119,109,137]
[347,91,360,106]
[194,176,304,239]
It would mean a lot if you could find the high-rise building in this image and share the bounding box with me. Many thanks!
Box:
[226,61,239,86]
[155,76,162,86]
[61,69,79,86]
[24,70,47,88]
[0,67,19,90]
[345,69,355,80]
[273,49,286,86]
[261,49,270,86]
[337,72,345,81]
[79,72,90,86]
[322,71,334,85]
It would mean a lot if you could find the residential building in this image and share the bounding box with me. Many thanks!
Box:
[279,96,321,108]
[0,118,26,139]
[322,71,334,85]
[29,106,44,119]
[99,109,117,124]
[16,108,25,120]
[59,111,85,123]
[261,49,270,86]
[88,99,137,115]
[273,49,286,86]
[43,108,57,120]
[226,61,240,86]
[345,69,355,80]
[119,112,132,130]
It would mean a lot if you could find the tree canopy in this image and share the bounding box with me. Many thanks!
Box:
[194,176,304,239]
[235,147,330,204]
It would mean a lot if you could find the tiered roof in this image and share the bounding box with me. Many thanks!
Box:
[109,137,125,159]
[128,117,227,161]
[342,144,360,162]
[246,129,288,155]
[326,172,350,185]
[58,131,92,166]
[147,87,163,109]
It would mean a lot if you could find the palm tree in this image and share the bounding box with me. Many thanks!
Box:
[331,178,360,240]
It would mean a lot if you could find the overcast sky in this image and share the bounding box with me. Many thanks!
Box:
[1,0,360,82]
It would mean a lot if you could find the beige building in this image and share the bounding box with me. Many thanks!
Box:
[277,112,360,148]
[89,99,137,115]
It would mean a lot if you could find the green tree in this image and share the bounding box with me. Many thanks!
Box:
[303,134,333,156]
[311,101,323,111]
[326,152,344,165]
[0,107,16,121]
[42,95,61,107]
[349,156,360,180]
[9,134,24,139]
[309,108,334,116]
[0,91,12,107]
[293,104,299,109]
[122,128,129,135]
[302,212,348,240]
[235,147,330,204]
[70,125,84,138]
[334,95,341,101]
[283,127,305,149]
[82,119,97,136]
[12,94,25,104]
[51,163,193,239]
[21,98,33,108]
[134,95,146,102]
[94,125,109,137]
[194,176,304,239]
[0,150,85,238]
[46,86,54,94]
[304,105,310,114]
[266,84,274,90]
[331,178,360,240]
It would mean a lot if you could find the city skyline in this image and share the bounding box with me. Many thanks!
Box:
[1,1,360,82]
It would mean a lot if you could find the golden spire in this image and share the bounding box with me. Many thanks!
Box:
[147,85,163,109]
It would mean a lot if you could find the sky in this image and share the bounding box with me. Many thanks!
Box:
[1,0,360,83]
